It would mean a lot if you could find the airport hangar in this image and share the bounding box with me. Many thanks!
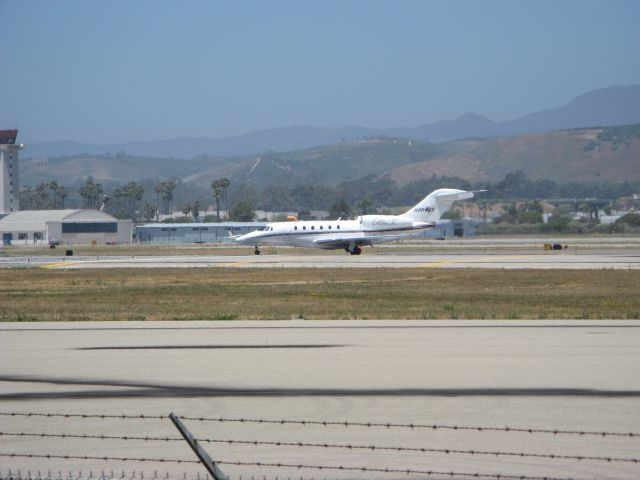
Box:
[0,209,132,246]
[135,222,264,243]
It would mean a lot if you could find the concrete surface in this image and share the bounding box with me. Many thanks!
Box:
[1,320,640,479]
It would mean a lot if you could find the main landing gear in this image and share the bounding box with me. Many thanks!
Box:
[254,246,261,255]
[345,245,362,255]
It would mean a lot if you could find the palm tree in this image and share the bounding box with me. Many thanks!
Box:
[78,177,104,209]
[154,182,165,215]
[48,181,59,208]
[218,178,231,219]
[57,185,68,208]
[167,181,176,213]
[211,179,223,221]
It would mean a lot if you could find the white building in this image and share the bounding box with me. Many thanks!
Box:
[136,222,264,243]
[0,129,22,215]
[0,209,132,246]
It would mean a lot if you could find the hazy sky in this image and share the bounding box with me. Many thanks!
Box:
[1,0,639,144]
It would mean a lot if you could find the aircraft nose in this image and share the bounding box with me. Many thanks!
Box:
[236,231,256,244]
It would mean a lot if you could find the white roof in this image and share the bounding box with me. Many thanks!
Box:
[0,209,119,232]
[137,222,265,228]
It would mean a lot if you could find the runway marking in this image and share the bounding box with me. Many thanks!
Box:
[40,261,80,269]
[418,254,541,268]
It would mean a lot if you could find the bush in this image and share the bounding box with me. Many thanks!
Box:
[617,212,640,226]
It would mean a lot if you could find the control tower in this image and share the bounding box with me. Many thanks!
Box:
[0,129,23,214]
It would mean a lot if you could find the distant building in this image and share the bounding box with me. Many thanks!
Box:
[422,218,477,238]
[0,209,132,246]
[135,219,475,244]
[0,129,23,215]
[135,222,265,243]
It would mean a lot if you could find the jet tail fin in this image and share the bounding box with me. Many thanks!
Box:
[401,188,477,222]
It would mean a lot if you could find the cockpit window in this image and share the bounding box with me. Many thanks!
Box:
[258,226,268,231]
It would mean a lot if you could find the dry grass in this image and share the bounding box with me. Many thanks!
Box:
[1,268,639,321]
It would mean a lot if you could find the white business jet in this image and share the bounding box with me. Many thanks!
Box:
[236,188,477,255]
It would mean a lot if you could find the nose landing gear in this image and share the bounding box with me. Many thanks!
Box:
[254,246,261,255]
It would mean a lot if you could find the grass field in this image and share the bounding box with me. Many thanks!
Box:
[1,268,639,321]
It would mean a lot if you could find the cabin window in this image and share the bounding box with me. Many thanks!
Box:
[320,226,323,230]
[337,225,340,230]
[294,226,298,231]
[328,225,332,229]
[303,226,306,230]
[311,226,315,230]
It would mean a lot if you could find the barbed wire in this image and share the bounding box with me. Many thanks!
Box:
[0,455,578,480]
[0,414,164,421]
[215,460,579,480]
[0,471,343,480]
[2,412,637,438]
[1,470,208,480]
[0,433,180,443]
[0,454,198,465]
[0,473,367,480]
[178,415,640,438]
[1,432,637,465]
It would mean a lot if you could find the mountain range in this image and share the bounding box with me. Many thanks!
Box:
[21,124,640,188]
[24,85,640,160]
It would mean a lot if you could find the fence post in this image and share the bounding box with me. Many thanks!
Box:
[169,413,228,480]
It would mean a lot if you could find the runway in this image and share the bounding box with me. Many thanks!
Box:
[2,320,640,479]
[1,251,639,269]
[1,236,638,270]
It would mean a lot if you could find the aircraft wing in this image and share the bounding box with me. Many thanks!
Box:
[313,235,370,250]
[313,234,410,250]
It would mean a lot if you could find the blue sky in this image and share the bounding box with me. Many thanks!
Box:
[1,0,639,144]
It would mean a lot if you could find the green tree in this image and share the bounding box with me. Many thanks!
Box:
[181,202,193,217]
[162,181,176,214]
[329,199,352,219]
[617,212,640,226]
[541,215,571,233]
[56,185,68,208]
[48,181,60,208]
[356,197,374,215]
[19,186,37,210]
[191,200,201,221]
[211,179,223,221]
[218,178,231,218]
[297,209,313,220]
[35,182,50,209]
[142,202,157,222]
[78,177,104,209]
[518,211,543,224]
[154,182,165,215]
[228,200,255,222]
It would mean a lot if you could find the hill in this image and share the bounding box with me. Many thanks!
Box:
[20,125,640,190]
[388,125,640,184]
[24,85,640,159]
